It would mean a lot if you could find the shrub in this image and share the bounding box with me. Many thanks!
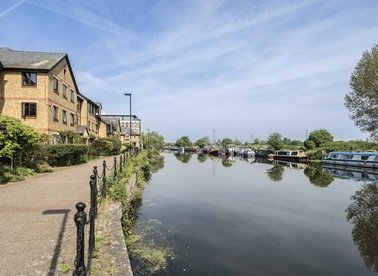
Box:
[0,166,35,184]
[305,149,325,160]
[43,144,89,166]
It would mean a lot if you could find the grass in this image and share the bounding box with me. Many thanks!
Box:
[58,262,70,273]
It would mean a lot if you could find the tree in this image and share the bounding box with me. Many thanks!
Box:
[0,116,41,159]
[266,132,284,150]
[175,136,192,147]
[194,137,210,148]
[142,131,165,150]
[305,129,333,148]
[221,138,233,147]
[345,43,378,138]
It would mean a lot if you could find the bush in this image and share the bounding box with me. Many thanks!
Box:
[305,149,325,160]
[43,144,89,166]
[0,166,35,184]
[91,137,121,155]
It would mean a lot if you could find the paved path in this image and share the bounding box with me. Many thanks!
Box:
[0,156,117,276]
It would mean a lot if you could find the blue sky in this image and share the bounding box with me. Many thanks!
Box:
[1,0,378,142]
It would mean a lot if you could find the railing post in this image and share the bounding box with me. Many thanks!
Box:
[89,175,96,255]
[114,157,117,177]
[120,155,123,173]
[73,202,87,276]
[102,160,107,198]
[93,167,98,216]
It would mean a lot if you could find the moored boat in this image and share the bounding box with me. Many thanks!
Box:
[321,151,378,168]
[273,150,308,163]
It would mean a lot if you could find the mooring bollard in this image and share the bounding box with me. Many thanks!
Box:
[73,202,87,276]
[89,175,96,254]
[120,155,123,173]
[102,160,107,198]
[114,157,117,177]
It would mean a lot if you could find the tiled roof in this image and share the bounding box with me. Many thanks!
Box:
[0,47,66,70]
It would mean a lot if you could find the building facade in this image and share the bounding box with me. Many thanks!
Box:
[101,114,142,149]
[0,47,110,142]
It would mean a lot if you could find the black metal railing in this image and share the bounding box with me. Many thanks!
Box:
[72,151,131,276]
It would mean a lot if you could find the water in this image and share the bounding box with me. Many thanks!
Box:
[129,153,378,275]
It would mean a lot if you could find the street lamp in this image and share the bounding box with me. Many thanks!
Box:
[124,93,132,149]
[147,128,150,150]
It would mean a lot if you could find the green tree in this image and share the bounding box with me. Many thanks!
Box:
[305,129,333,148]
[0,116,41,159]
[142,131,165,150]
[194,137,210,148]
[345,43,378,138]
[175,136,192,147]
[221,138,233,147]
[266,132,284,150]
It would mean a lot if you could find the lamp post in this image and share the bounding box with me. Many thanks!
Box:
[147,128,150,150]
[124,93,132,150]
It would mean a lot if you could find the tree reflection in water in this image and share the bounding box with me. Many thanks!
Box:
[266,164,285,182]
[303,163,334,187]
[174,153,192,163]
[346,183,378,273]
[197,154,208,163]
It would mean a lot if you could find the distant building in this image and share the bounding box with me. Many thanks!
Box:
[101,114,142,149]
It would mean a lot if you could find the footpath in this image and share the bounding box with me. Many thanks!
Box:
[0,156,117,276]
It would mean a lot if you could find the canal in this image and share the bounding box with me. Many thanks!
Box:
[128,153,378,275]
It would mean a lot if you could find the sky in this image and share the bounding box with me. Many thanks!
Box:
[1,0,378,142]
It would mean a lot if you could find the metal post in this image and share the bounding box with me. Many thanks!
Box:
[93,166,98,216]
[73,202,87,276]
[114,157,117,177]
[89,175,96,255]
[102,160,107,198]
[120,155,123,173]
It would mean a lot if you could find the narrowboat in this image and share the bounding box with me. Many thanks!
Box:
[321,151,378,168]
[273,150,308,162]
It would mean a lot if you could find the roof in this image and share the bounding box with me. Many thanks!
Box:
[101,114,140,121]
[76,125,89,137]
[329,151,378,156]
[101,117,120,128]
[0,47,66,70]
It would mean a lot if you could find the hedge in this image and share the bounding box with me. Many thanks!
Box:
[43,144,89,166]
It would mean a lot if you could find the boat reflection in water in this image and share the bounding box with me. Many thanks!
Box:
[323,164,378,183]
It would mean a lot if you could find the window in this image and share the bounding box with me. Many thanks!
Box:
[63,84,67,98]
[62,110,67,124]
[22,72,37,86]
[95,123,98,133]
[53,106,59,121]
[21,102,37,117]
[70,113,75,126]
[88,120,91,131]
[70,89,75,103]
[53,77,59,93]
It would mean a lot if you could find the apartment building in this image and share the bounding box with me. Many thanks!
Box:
[0,47,109,142]
[101,114,142,149]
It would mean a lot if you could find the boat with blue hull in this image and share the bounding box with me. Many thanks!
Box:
[322,151,378,168]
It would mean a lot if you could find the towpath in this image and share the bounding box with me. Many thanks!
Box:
[0,156,116,276]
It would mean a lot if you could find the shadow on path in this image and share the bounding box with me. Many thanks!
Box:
[43,209,70,276]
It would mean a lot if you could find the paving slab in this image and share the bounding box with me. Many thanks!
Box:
[0,156,117,276]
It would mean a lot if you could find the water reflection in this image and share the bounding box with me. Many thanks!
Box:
[304,163,334,187]
[222,157,235,168]
[174,153,191,163]
[197,154,208,163]
[266,164,285,182]
[346,183,378,273]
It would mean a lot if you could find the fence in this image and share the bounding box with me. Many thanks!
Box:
[72,151,131,276]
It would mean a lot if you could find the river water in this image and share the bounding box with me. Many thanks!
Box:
[129,153,378,275]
